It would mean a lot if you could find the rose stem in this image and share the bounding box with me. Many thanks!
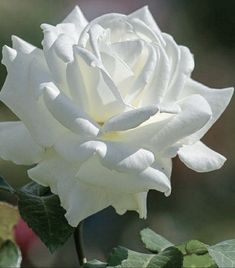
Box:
[74,221,87,267]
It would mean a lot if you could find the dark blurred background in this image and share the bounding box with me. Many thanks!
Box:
[0,0,234,267]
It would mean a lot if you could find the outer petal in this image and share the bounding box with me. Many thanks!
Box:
[54,133,154,173]
[151,94,212,153]
[28,153,150,226]
[41,23,77,95]
[178,141,226,172]
[77,156,171,196]
[181,79,234,142]
[123,95,211,153]
[27,153,109,226]
[153,158,172,178]
[129,6,165,45]
[112,192,148,219]
[0,122,44,165]
[62,6,88,36]
[0,42,64,147]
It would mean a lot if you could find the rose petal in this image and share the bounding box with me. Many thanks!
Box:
[54,132,105,162]
[62,5,88,36]
[11,35,36,54]
[178,141,226,172]
[28,153,148,226]
[77,156,171,196]
[125,43,157,104]
[151,94,212,152]
[0,44,63,147]
[141,44,170,106]
[0,122,44,165]
[129,6,165,45]
[163,34,195,102]
[68,46,126,122]
[102,105,159,132]
[181,79,234,142]
[111,40,143,68]
[98,142,155,173]
[41,82,99,137]
[41,22,78,94]
[152,158,172,178]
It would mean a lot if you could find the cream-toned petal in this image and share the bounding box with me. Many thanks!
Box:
[62,5,88,36]
[77,156,171,196]
[129,6,165,45]
[28,153,111,227]
[112,191,148,219]
[11,35,36,54]
[178,141,226,172]
[162,34,194,102]
[152,158,172,178]
[41,23,78,95]
[68,46,126,122]
[141,44,170,106]
[181,79,234,142]
[102,105,159,132]
[54,132,105,163]
[42,82,99,137]
[0,44,64,147]
[125,43,157,104]
[98,142,155,173]
[151,94,212,152]
[0,122,44,165]
[111,40,143,68]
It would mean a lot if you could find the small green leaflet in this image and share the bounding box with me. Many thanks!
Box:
[108,246,183,268]
[18,181,74,253]
[0,240,22,268]
[208,240,235,268]
[140,228,174,252]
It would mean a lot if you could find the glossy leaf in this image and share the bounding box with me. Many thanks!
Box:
[183,253,218,268]
[17,181,74,252]
[140,228,173,252]
[108,246,183,268]
[208,240,235,268]
[185,240,208,255]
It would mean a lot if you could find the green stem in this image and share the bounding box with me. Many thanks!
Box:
[74,221,87,267]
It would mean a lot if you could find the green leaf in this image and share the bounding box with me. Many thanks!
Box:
[0,176,15,194]
[183,254,218,268]
[208,240,235,268]
[17,181,74,252]
[108,247,128,266]
[0,240,22,268]
[185,240,208,255]
[140,228,174,253]
[108,246,183,268]
[84,259,107,268]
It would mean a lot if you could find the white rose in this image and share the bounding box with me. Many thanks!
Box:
[0,6,233,226]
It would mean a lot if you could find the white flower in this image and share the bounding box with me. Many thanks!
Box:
[0,6,233,226]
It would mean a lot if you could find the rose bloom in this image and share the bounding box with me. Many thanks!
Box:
[0,6,233,226]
